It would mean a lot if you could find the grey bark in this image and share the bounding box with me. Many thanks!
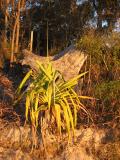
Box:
[21,45,87,81]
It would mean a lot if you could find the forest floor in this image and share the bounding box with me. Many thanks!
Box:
[0,67,120,160]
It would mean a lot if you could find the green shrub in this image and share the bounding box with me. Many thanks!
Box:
[76,29,120,124]
[95,80,120,109]
[76,30,120,69]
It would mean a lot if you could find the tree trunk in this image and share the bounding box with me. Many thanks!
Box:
[15,1,21,53]
[97,10,102,30]
[10,19,17,63]
[30,30,33,52]
[4,0,9,47]
[46,21,49,57]
[10,0,21,63]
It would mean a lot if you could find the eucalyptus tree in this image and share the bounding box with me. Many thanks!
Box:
[90,0,120,30]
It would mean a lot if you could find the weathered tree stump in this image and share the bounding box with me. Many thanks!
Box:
[21,45,87,81]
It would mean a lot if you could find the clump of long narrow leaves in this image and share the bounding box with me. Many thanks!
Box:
[16,61,92,143]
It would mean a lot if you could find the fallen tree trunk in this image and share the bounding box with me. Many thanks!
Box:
[21,45,87,81]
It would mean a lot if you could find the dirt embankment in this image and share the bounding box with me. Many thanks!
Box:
[0,70,120,160]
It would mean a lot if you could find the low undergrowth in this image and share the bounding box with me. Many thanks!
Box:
[76,29,120,126]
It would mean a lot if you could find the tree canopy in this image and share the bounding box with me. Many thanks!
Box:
[0,0,120,58]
